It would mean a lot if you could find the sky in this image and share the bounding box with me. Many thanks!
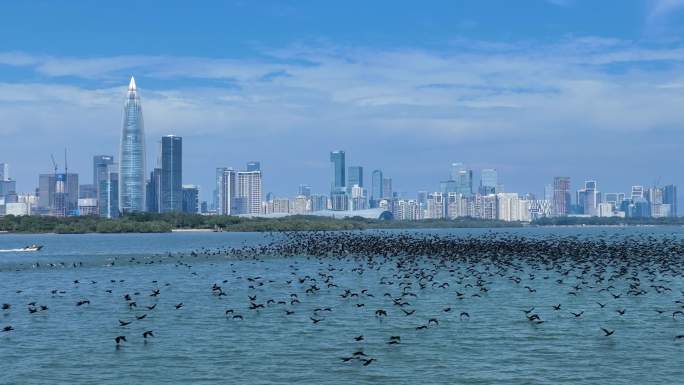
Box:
[2,0,684,201]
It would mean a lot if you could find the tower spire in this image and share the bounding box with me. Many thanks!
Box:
[128,76,137,91]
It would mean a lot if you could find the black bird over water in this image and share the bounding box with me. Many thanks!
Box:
[3,229,684,376]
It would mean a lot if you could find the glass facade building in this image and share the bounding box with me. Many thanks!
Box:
[370,169,383,207]
[480,168,498,195]
[160,135,183,212]
[347,166,363,192]
[119,77,146,213]
[330,151,346,193]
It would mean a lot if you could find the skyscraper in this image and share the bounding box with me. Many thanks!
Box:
[553,177,571,216]
[119,77,146,213]
[93,155,114,190]
[99,163,119,218]
[330,151,346,211]
[479,169,498,195]
[0,163,9,181]
[182,185,199,214]
[663,184,677,217]
[146,168,162,213]
[577,180,600,216]
[347,166,363,193]
[246,161,261,172]
[330,151,346,192]
[370,170,383,207]
[160,135,182,212]
[218,168,236,215]
[298,184,312,197]
[382,177,393,199]
[450,163,465,181]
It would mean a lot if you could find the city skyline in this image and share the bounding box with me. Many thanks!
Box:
[2,1,684,200]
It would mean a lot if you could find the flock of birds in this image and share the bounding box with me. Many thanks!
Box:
[2,231,684,368]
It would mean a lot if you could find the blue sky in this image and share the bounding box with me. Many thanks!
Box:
[2,0,684,200]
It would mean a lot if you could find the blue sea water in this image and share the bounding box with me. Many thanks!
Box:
[1,227,683,385]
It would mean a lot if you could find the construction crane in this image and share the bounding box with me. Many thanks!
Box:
[50,154,58,176]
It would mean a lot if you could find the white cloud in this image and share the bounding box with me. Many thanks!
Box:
[2,37,684,194]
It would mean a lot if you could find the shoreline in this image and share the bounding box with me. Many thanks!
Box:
[0,223,683,235]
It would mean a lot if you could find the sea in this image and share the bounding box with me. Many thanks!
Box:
[1,227,683,385]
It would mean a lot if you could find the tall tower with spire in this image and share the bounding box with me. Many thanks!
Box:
[119,76,146,213]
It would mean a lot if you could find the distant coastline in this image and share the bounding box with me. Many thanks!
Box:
[1,213,683,234]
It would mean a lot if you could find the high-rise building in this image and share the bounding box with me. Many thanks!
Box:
[382,177,393,199]
[604,193,625,208]
[246,161,261,172]
[237,171,262,215]
[0,180,15,198]
[99,163,119,218]
[119,77,146,213]
[631,185,644,200]
[663,184,677,217]
[330,151,345,192]
[347,166,363,193]
[218,168,236,215]
[298,184,312,198]
[79,184,97,199]
[182,185,199,214]
[479,168,498,195]
[330,151,346,211]
[0,163,9,181]
[38,173,78,216]
[160,135,182,212]
[577,180,600,216]
[146,168,162,213]
[544,184,554,201]
[309,194,327,212]
[450,163,465,181]
[93,155,114,204]
[553,177,571,216]
[370,170,383,207]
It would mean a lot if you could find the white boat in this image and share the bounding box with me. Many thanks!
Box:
[0,245,43,252]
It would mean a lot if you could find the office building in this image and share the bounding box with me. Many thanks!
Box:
[370,170,383,207]
[79,184,97,199]
[145,168,162,213]
[119,77,146,213]
[330,150,345,190]
[0,180,16,198]
[553,177,571,216]
[298,184,312,198]
[98,163,119,218]
[382,177,393,199]
[479,168,498,195]
[182,185,199,214]
[577,180,600,216]
[160,135,182,212]
[450,163,473,195]
[631,185,644,200]
[93,155,114,202]
[347,166,363,193]
[218,168,237,215]
[0,163,8,181]
[330,151,346,210]
[663,184,677,217]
